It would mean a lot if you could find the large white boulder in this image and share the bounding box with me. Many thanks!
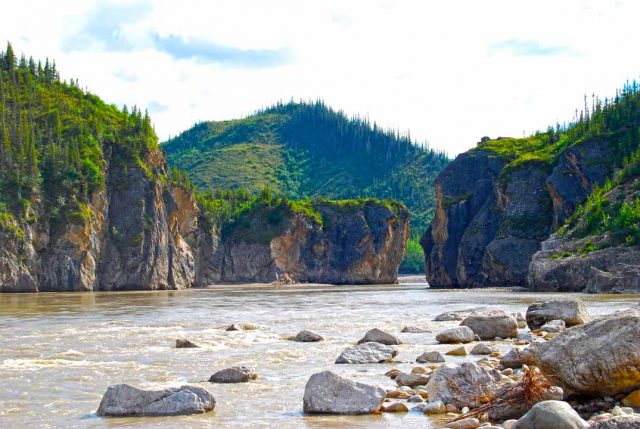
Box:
[303,371,385,414]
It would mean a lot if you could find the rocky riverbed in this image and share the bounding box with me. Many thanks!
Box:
[0,283,639,428]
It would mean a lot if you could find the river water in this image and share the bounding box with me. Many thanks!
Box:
[0,280,637,429]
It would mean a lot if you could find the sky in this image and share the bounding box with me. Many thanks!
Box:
[2,0,640,155]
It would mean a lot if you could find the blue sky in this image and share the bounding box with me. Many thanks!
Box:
[2,0,640,155]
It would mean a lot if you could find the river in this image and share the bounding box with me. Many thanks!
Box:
[0,280,637,428]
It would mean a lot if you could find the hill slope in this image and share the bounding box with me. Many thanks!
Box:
[162,101,449,240]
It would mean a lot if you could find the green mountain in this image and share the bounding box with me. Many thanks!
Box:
[162,101,449,241]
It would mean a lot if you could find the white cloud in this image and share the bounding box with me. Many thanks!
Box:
[2,0,640,155]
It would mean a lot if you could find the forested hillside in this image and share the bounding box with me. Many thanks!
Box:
[0,42,156,233]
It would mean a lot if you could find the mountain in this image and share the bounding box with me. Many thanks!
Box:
[423,80,640,291]
[0,44,409,291]
[162,101,449,240]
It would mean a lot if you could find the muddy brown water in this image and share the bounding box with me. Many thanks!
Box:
[0,281,637,428]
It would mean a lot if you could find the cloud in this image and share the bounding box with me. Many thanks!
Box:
[489,39,578,57]
[153,34,292,68]
[62,1,152,52]
[113,68,139,82]
[147,100,169,113]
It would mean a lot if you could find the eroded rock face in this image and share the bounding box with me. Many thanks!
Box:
[97,384,216,417]
[460,311,518,340]
[525,300,590,330]
[532,308,640,396]
[303,371,386,415]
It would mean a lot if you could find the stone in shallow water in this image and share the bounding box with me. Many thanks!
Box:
[97,384,215,416]
[515,400,588,429]
[435,326,475,343]
[293,330,323,342]
[471,342,497,355]
[357,328,401,345]
[525,299,590,330]
[303,371,385,415]
[208,366,257,383]
[540,319,565,333]
[395,372,431,388]
[401,326,431,333]
[446,345,468,356]
[416,351,445,363]
[335,342,398,364]
[434,312,466,321]
[175,339,199,348]
[225,322,263,331]
[426,362,502,409]
[460,310,518,340]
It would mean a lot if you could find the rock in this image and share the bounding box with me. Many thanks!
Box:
[590,416,640,429]
[586,265,640,294]
[514,400,588,429]
[302,371,386,415]
[460,310,518,340]
[487,380,564,420]
[293,330,324,342]
[434,312,466,321]
[395,372,431,388]
[532,308,640,396]
[335,342,398,364]
[445,417,480,429]
[611,406,634,416]
[416,351,445,363]
[446,345,468,356]
[385,390,410,399]
[407,394,423,403]
[540,319,565,333]
[471,343,498,355]
[97,384,215,416]
[385,368,402,379]
[226,323,263,331]
[357,328,401,345]
[401,326,431,333]
[525,300,590,330]
[436,326,475,343]
[383,402,409,412]
[425,362,502,408]
[423,400,446,415]
[514,312,527,328]
[500,348,523,368]
[208,366,257,383]
[175,339,199,348]
[622,389,640,407]
[503,420,518,429]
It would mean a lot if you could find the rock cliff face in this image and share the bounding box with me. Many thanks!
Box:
[0,154,409,292]
[201,200,410,285]
[422,138,614,288]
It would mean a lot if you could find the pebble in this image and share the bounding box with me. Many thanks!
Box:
[446,403,459,412]
[398,386,413,393]
[423,400,446,415]
[445,417,480,429]
[408,394,424,403]
[383,402,409,413]
[411,366,430,375]
[502,420,518,429]
[416,389,429,399]
[611,405,634,416]
[446,345,468,356]
[385,368,402,379]
[461,406,469,414]
[502,368,514,376]
[386,390,411,399]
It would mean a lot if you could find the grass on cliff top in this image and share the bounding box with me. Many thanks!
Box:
[475,133,572,171]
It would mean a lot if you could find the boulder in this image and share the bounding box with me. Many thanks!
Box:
[416,351,445,363]
[436,326,475,343]
[525,300,590,330]
[335,342,398,364]
[425,362,502,409]
[540,319,565,333]
[401,326,431,333]
[357,328,401,345]
[208,366,257,383]
[590,416,640,429]
[460,310,518,340]
[500,348,523,369]
[97,384,215,416]
[586,265,640,294]
[434,312,466,321]
[395,372,431,388]
[532,308,640,396]
[293,330,324,342]
[175,339,199,348]
[513,400,588,429]
[471,343,498,355]
[302,371,386,415]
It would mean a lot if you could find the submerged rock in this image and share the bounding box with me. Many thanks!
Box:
[436,326,475,343]
[357,328,401,345]
[514,400,587,429]
[395,372,431,388]
[434,312,466,321]
[226,323,263,331]
[461,310,518,340]
[401,326,431,333]
[293,330,324,342]
[532,307,640,396]
[425,362,502,409]
[97,384,215,416]
[208,366,257,383]
[175,339,199,348]
[303,371,385,415]
[525,299,590,330]
[335,342,398,364]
